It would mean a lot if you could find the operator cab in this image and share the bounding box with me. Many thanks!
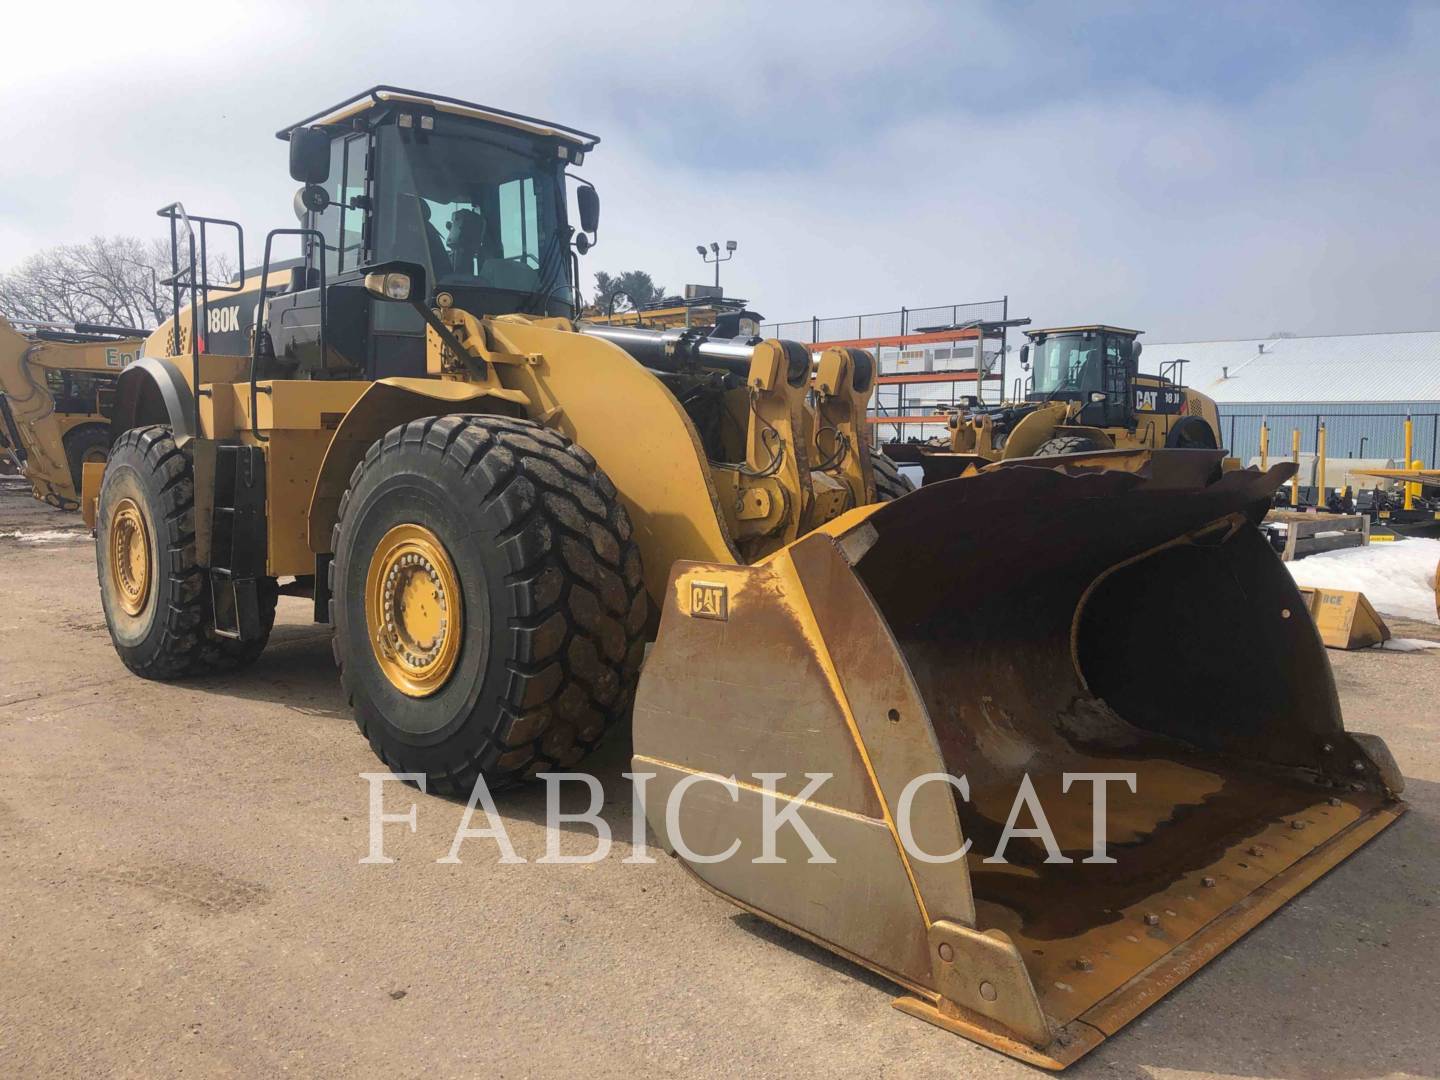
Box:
[262,87,601,380]
[1020,324,1141,429]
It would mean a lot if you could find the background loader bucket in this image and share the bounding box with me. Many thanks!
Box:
[633,451,1405,1068]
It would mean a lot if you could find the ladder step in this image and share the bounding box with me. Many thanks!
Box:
[210,575,260,641]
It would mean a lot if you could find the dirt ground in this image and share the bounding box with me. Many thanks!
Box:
[1,475,1437,1080]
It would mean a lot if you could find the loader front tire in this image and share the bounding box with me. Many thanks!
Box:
[1032,434,1108,457]
[871,449,915,501]
[96,426,277,680]
[330,415,646,795]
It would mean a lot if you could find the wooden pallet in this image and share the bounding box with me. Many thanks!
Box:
[1265,509,1369,561]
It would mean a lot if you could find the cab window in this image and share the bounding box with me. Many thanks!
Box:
[1031,333,1102,396]
[1104,334,1132,371]
[310,134,368,276]
[497,176,539,265]
[338,135,368,270]
[312,137,346,277]
[373,120,570,306]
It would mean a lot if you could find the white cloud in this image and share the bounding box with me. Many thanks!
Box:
[0,1,1435,341]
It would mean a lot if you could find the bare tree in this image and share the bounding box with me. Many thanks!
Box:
[0,236,237,331]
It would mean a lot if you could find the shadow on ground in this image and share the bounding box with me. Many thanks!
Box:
[183,612,348,722]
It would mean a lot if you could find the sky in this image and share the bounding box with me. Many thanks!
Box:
[0,0,1435,342]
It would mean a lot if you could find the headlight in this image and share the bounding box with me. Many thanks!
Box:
[363,269,414,302]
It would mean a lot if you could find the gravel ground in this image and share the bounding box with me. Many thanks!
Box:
[1,476,1437,1079]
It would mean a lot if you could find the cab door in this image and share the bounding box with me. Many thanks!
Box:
[1094,332,1136,428]
[273,132,409,378]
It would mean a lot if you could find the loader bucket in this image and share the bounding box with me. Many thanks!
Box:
[632,450,1405,1069]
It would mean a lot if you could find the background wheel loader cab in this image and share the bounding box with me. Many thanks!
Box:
[1025,325,1137,430]
[887,323,1226,483]
[86,87,1401,1070]
[1022,325,1220,449]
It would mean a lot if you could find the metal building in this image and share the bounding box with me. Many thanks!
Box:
[1137,330,1440,468]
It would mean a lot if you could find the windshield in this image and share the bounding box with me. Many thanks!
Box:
[375,122,572,309]
[1030,333,1103,396]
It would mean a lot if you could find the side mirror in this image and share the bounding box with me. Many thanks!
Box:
[1019,344,1030,368]
[577,185,600,234]
[1132,341,1143,362]
[289,126,332,184]
[361,261,427,303]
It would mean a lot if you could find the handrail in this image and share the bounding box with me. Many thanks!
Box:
[156,203,246,436]
[1159,357,1188,390]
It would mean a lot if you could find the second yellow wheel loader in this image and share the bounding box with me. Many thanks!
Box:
[0,316,143,506]
[886,324,1228,484]
[85,87,1403,1068]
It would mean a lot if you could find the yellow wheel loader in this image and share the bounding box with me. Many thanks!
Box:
[886,324,1227,484]
[0,316,143,507]
[85,87,1402,1069]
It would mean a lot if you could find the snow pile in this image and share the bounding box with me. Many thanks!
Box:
[1381,637,1440,652]
[1286,537,1440,625]
[0,529,87,544]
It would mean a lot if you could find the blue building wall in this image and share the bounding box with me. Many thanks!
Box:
[1215,402,1440,466]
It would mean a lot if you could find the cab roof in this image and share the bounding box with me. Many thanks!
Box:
[1025,324,1143,338]
[276,85,600,151]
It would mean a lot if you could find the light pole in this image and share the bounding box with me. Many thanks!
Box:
[697,240,737,289]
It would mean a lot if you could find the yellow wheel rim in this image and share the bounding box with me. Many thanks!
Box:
[364,523,464,698]
[109,497,152,617]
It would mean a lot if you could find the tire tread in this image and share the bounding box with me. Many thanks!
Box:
[871,449,916,501]
[332,415,646,793]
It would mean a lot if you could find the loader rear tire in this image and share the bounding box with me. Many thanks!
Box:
[63,423,111,496]
[871,449,915,501]
[97,426,278,680]
[330,415,647,795]
[96,426,196,678]
[1033,434,1108,457]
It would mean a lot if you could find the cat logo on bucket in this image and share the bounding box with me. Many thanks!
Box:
[689,581,728,620]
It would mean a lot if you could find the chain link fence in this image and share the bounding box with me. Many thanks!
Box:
[761,298,1008,344]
